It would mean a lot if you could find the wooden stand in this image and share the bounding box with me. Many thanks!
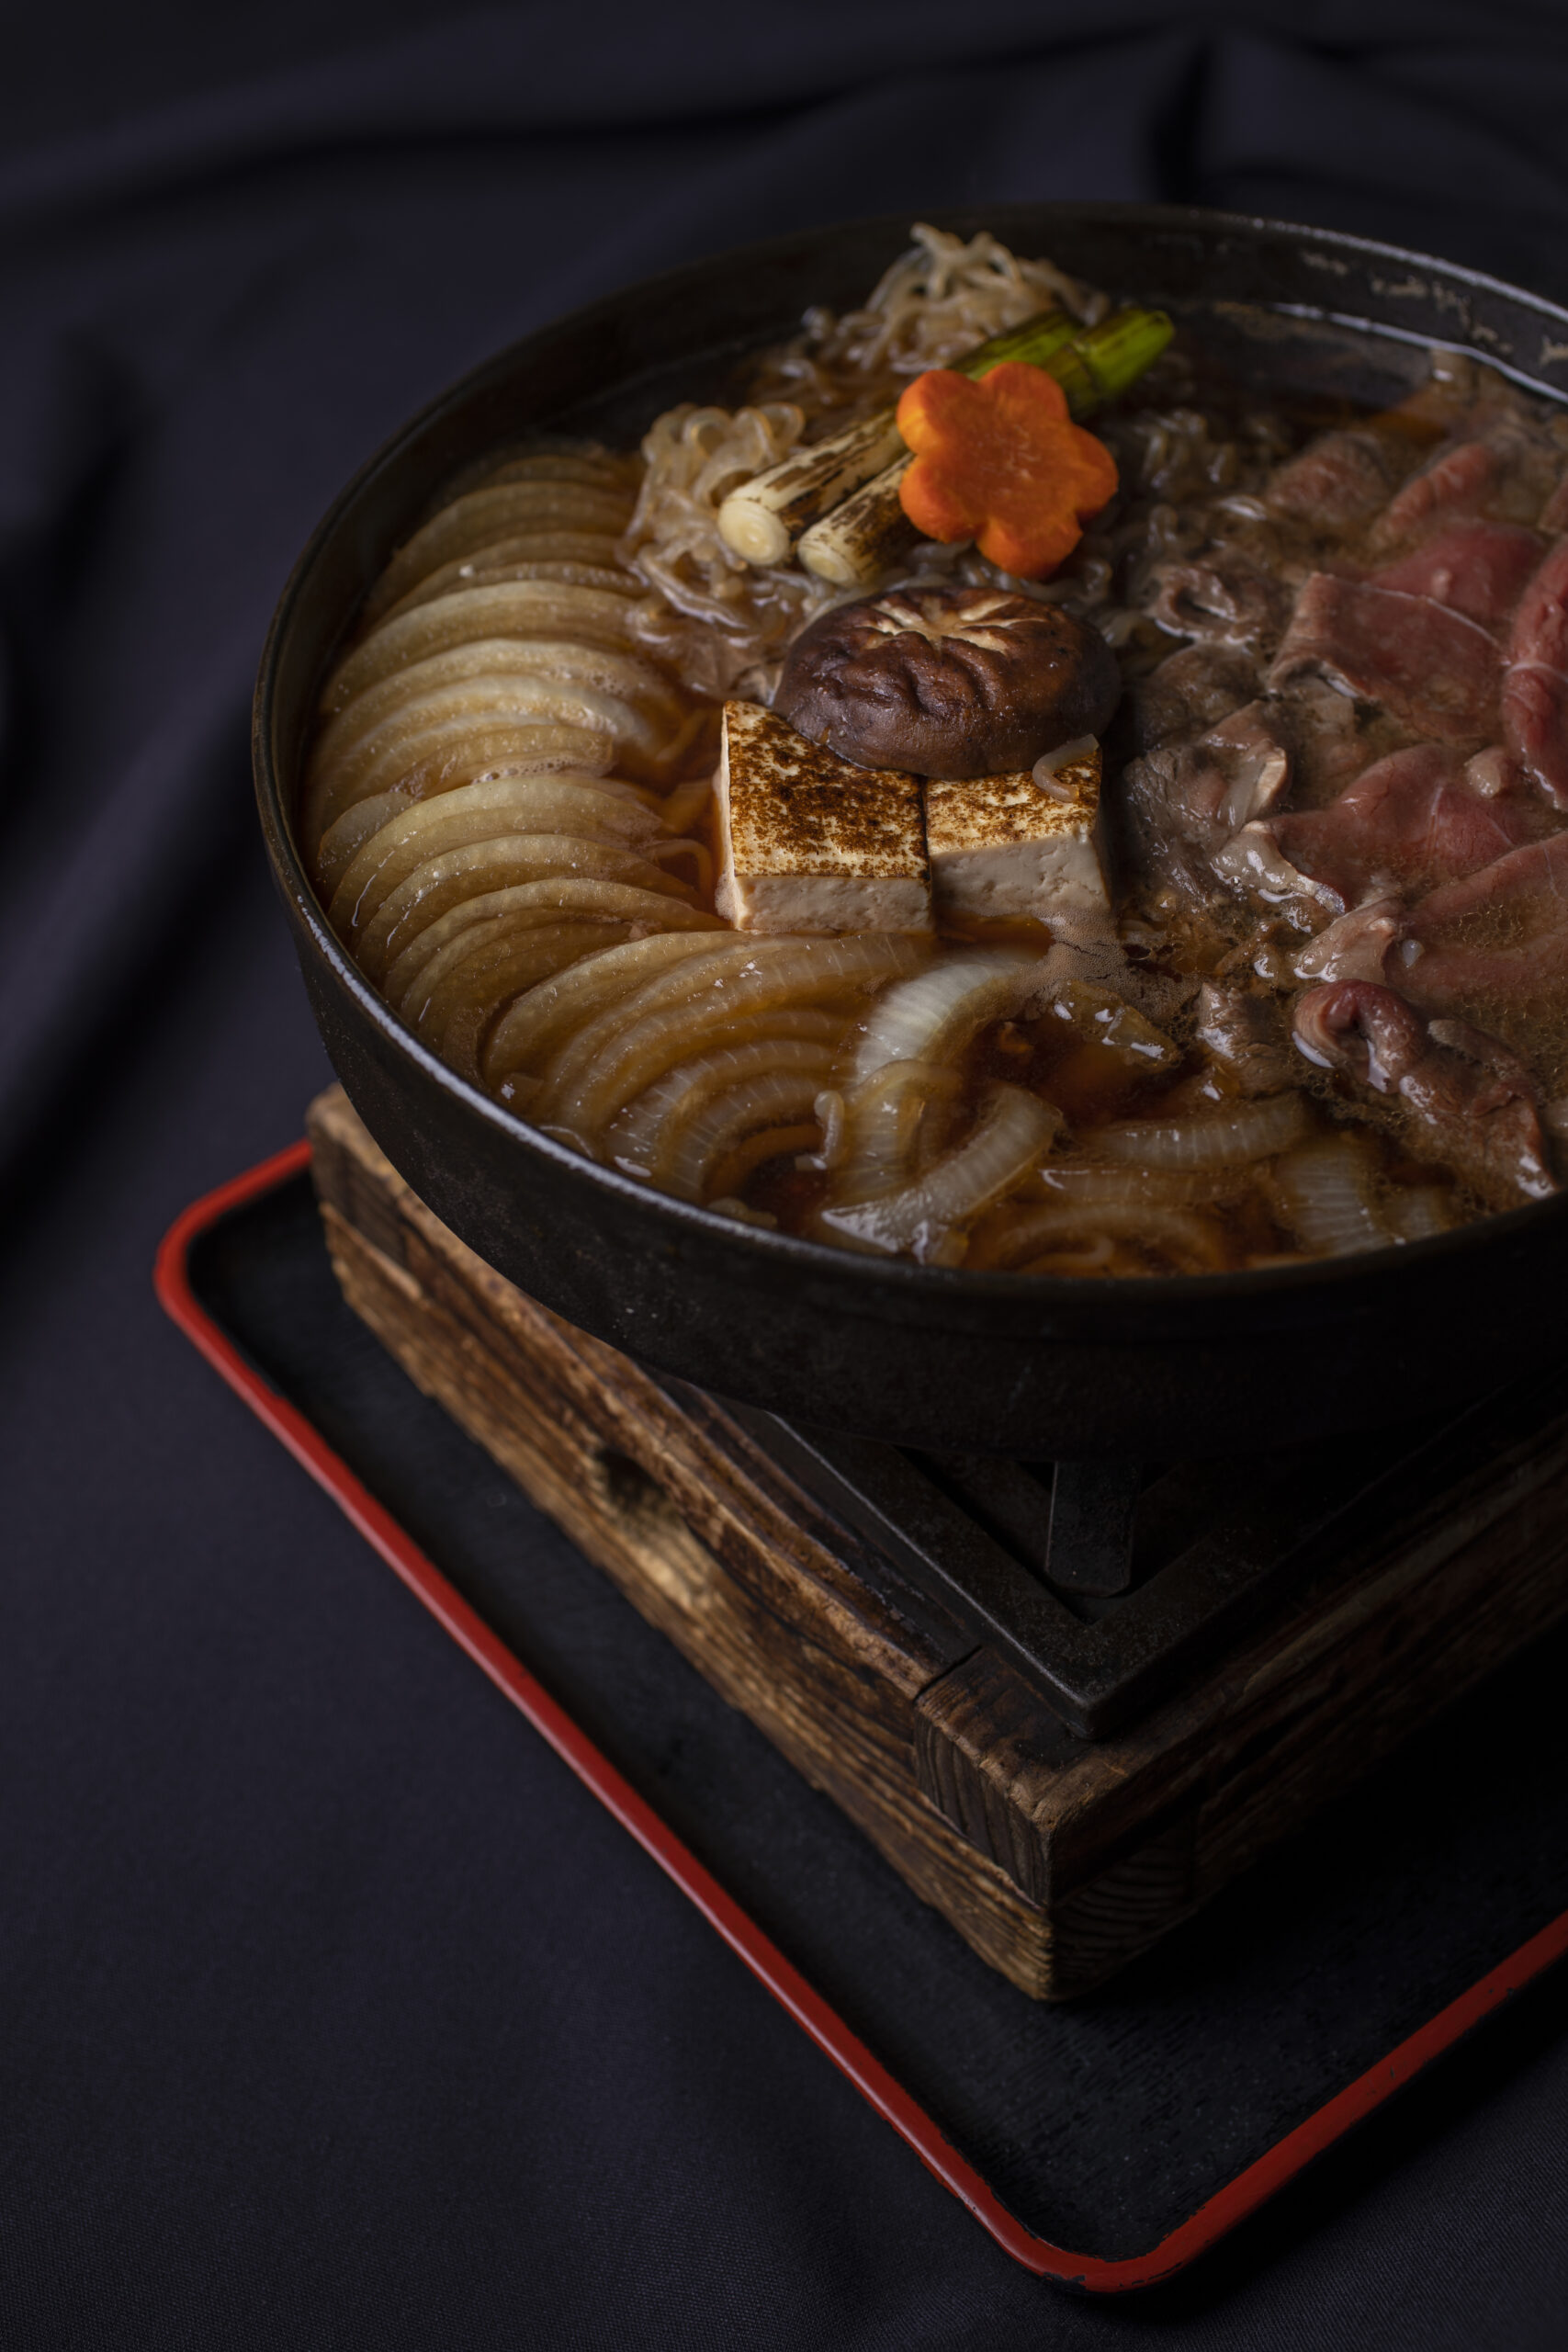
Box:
[308,1085,1568,1999]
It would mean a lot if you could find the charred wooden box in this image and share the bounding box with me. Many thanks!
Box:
[308,1084,1568,1998]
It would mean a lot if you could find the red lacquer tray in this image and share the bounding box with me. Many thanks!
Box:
[155,1140,1568,2292]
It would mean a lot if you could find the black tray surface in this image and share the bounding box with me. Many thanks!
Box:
[186,1171,1568,2268]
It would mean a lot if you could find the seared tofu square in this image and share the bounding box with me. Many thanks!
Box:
[716,701,931,934]
[924,738,1109,927]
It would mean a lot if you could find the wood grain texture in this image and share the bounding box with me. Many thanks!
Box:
[307,1085,1568,1999]
[309,1090,1055,1994]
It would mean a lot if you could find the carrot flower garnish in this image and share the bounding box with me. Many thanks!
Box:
[895,361,1120,579]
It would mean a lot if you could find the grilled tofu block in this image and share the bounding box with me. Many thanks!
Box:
[924,737,1109,927]
[716,701,931,934]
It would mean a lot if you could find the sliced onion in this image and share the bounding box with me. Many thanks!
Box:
[399,918,623,1051]
[482,934,742,1087]
[821,1086,1062,1263]
[324,588,639,715]
[434,923,630,1079]
[1270,1135,1392,1256]
[477,452,640,492]
[659,775,713,836]
[1094,1091,1309,1168]
[364,483,636,621]
[1383,1184,1457,1243]
[609,1033,844,1182]
[314,788,417,894]
[1015,1235,1117,1275]
[643,836,714,898]
[835,1059,963,1201]
[311,677,665,813]
[541,937,892,1102]
[326,775,666,933]
[1032,734,1098,797]
[389,907,567,1021]
[303,726,615,861]
[318,771,640,909]
[708,1125,824,1201]
[321,581,639,706]
[804,1090,847,1171]
[360,836,690,980]
[850,950,1039,1090]
[378,538,635,625]
[706,1196,780,1231]
[660,1066,838,1201]
[1027,1163,1235,1208]
[540,935,925,1148]
[309,702,634,851]
[389,883,717,1020]
[318,640,679,772]
[335,716,632,819]
[971,1202,1230,1273]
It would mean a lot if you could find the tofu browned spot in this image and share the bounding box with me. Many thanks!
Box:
[716,700,931,934]
[924,738,1109,927]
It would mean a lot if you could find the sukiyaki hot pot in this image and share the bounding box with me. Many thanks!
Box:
[254,205,1568,1458]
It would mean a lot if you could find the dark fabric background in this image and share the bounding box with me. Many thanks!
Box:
[3,5,1568,2343]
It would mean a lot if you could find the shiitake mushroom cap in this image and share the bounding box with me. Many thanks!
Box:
[775,584,1122,779]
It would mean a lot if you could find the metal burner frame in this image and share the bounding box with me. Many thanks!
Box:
[728,1382,1568,1737]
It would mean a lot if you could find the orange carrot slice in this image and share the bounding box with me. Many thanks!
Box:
[895,361,1119,578]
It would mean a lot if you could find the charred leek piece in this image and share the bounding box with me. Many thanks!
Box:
[716,309,1080,568]
[796,306,1174,589]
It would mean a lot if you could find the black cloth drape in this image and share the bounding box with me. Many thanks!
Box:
[3,6,1567,2344]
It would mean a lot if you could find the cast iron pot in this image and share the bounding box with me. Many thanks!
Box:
[254,204,1568,1458]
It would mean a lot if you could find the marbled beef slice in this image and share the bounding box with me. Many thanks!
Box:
[1267,742,1554,907]
[1368,522,1543,631]
[1269,574,1499,744]
[1502,537,1568,804]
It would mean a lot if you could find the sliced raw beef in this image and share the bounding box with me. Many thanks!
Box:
[1371,439,1497,545]
[1292,979,1554,1205]
[1402,830,1568,1014]
[1268,743,1554,907]
[1474,416,1568,528]
[1502,537,1568,805]
[1505,668,1568,807]
[1266,431,1395,527]
[1270,575,1499,743]
[1540,475,1568,535]
[1369,523,1542,630]
[1506,536,1568,673]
